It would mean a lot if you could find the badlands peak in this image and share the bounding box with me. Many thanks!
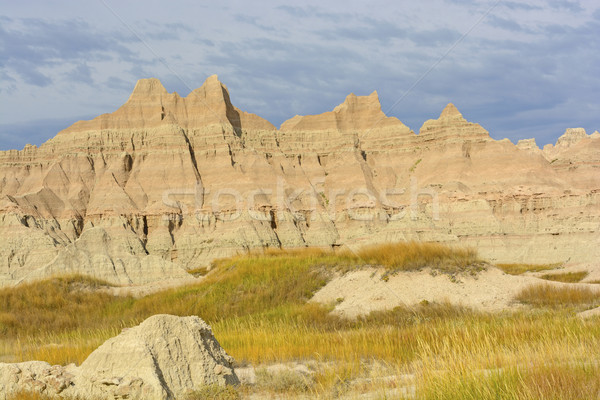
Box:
[280,90,409,132]
[0,75,599,289]
[418,102,490,142]
[439,102,464,120]
[555,127,590,148]
[59,74,275,134]
[128,77,169,100]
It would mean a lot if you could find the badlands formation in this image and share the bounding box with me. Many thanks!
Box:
[0,75,599,286]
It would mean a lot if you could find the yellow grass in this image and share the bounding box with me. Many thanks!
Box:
[516,283,600,308]
[355,241,481,273]
[2,243,599,399]
[496,263,560,275]
[540,271,589,283]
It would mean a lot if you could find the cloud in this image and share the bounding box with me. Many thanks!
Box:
[0,1,598,150]
[487,15,532,33]
[547,0,583,12]
[234,14,277,32]
[275,5,311,18]
[0,17,136,87]
[135,20,195,40]
[66,63,94,85]
[501,1,543,11]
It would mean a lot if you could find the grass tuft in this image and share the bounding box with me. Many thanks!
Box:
[355,242,481,274]
[255,368,315,393]
[496,263,560,275]
[540,271,589,283]
[185,385,240,400]
[516,283,600,308]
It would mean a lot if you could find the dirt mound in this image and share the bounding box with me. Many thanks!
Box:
[0,315,238,400]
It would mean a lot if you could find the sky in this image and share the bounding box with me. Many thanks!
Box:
[1,0,599,150]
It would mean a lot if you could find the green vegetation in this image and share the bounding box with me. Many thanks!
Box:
[409,158,422,172]
[540,271,589,283]
[2,243,600,399]
[496,263,560,275]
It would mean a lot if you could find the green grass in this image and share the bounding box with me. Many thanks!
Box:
[540,271,589,283]
[496,263,560,275]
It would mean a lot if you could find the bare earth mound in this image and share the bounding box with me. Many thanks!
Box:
[311,266,600,317]
[0,315,239,400]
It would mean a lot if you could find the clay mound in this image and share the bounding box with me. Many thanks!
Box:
[0,315,239,400]
[311,266,600,318]
[73,314,239,399]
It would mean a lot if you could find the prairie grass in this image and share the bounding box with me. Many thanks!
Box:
[355,241,481,273]
[0,274,134,337]
[1,243,600,399]
[516,283,600,308]
[540,270,589,283]
[254,368,315,393]
[414,362,600,400]
[496,263,560,275]
[185,385,241,400]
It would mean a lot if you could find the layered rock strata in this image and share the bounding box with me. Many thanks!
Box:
[1,76,598,286]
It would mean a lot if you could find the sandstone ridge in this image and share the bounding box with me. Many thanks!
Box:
[0,76,598,286]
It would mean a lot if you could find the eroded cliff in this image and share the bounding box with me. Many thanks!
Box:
[1,76,598,286]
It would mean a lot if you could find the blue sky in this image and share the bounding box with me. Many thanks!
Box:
[1,0,599,150]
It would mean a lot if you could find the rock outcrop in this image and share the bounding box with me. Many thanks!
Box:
[0,361,76,399]
[0,76,599,286]
[0,315,238,400]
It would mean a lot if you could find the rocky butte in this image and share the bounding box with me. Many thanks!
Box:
[0,75,599,286]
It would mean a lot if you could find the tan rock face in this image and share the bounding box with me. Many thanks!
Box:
[0,315,238,400]
[0,76,599,286]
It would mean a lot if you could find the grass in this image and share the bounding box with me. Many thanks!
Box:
[1,242,600,398]
[516,283,600,309]
[415,362,600,400]
[185,385,241,399]
[409,158,422,172]
[540,271,589,283]
[254,368,315,393]
[1,242,480,364]
[355,241,481,274]
[496,263,560,275]
[0,274,133,336]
